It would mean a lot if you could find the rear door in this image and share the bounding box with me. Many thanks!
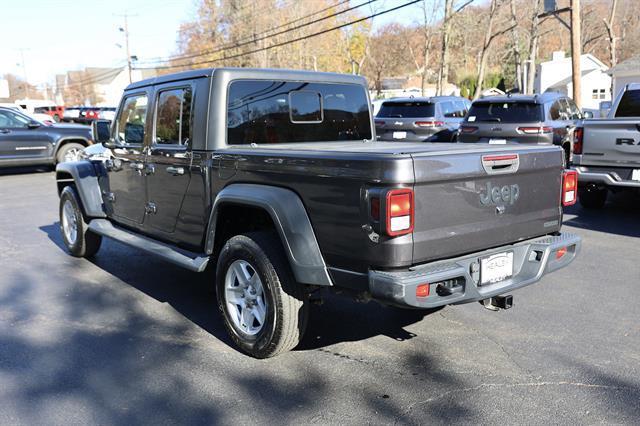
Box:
[143,83,194,237]
[0,109,53,162]
[105,92,150,227]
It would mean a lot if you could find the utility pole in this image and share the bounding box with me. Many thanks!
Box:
[116,12,136,84]
[570,0,581,108]
[17,48,30,99]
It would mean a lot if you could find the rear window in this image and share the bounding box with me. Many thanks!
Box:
[615,90,640,117]
[377,102,435,118]
[467,102,543,123]
[227,80,372,144]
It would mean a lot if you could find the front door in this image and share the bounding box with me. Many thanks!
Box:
[105,92,149,227]
[144,85,193,236]
[0,109,53,162]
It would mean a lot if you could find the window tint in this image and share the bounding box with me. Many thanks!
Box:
[290,91,322,122]
[377,102,435,118]
[0,110,30,128]
[615,89,640,117]
[116,94,147,145]
[155,87,192,145]
[227,80,372,144]
[467,102,543,123]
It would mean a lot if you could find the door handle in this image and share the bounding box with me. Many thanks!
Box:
[166,166,185,176]
[0,129,9,134]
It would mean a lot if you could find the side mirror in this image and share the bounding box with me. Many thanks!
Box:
[27,122,41,129]
[92,120,112,145]
[583,111,594,119]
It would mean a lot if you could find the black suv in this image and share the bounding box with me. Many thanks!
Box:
[457,92,585,163]
[375,96,471,142]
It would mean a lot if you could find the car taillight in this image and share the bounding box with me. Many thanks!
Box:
[386,189,414,236]
[459,125,478,133]
[562,170,577,206]
[415,121,444,127]
[517,126,553,134]
[375,120,385,127]
[573,127,583,154]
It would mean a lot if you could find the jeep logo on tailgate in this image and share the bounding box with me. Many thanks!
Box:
[479,182,520,206]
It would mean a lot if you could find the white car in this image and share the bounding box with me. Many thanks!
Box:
[0,103,54,124]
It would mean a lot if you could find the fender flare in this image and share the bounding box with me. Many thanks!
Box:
[54,137,92,158]
[206,184,332,286]
[55,160,106,218]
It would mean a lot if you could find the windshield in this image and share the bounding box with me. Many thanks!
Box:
[467,102,543,123]
[377,102,435,118]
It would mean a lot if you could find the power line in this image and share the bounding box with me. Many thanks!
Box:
[135,0,421,70]
[135,0,357,66]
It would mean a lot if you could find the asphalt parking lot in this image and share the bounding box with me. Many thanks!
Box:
[0,167,639,425]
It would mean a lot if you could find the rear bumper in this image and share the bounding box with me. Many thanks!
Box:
[573,165,640,188]
[369,233,581,308]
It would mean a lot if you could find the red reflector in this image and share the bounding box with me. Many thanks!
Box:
[555,247,567,259]
[416,283,430,298]
[460,125,478,133]
[562,170,578,206]
[370,197,380,221]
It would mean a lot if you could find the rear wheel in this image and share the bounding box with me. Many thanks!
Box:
[578,185,607,209]
[59,186,102,257]
[216,231,309,358]
[56,142,85,164]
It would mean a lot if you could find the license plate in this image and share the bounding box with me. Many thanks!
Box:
[489,138,507,144]
[393,131,407,139]
[480,252,513,285]
[632,169,640,181]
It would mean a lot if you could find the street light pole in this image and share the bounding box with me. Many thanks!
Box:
[570,0,581,108]
[18,48,30,99]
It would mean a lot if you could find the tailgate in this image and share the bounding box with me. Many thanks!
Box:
[581,119,640,167]
[411,146,563,264]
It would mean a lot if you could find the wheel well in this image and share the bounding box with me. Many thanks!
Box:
[213,203,278,257]
[56,138,89,156]
[56,171,75,195]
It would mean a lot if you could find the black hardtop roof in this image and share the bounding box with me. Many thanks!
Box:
[125,67,367,91]
[381,96,466,104]
[473,92,565,105]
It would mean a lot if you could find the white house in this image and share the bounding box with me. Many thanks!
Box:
[534,51,611,111]
[606,55,640,100]
[62,67,158,106]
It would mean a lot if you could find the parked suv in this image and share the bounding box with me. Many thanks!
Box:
[33,105,65,122]
[375,96,471,142]
[457,93,585,164]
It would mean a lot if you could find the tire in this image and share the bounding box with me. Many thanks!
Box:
[216,231,309,358]
[56,142,85,164]
[578,185,607,209]
[59,186,102,257]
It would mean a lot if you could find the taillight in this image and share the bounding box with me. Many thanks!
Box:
[517,126,553,134]
[562,170,577,206]
[386,189,414,236]
[375,120,385,127]
[459,125,478,133]
[573,127,583,154]
[415,121,444,127]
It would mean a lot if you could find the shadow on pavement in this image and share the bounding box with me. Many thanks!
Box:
[39,222,432,353]
[0,165,53,176]
[564,191,640,238]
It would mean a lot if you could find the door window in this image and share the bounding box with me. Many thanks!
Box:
[549,101,561,120]
[615,90,640,117]
[154,87,193,145]
[0,109,30,128]
[116,94,148,145]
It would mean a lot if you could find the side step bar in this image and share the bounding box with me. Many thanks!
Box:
[88,219,210,272]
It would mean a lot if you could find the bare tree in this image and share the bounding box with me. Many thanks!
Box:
[524,0,543,95]
[603,0,618,67]
[509,0,522,91]
[473,0,515,99]
[436,0,473,95]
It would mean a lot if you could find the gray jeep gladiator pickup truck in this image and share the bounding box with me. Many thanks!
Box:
[572,83,640,208]
[55,68,581,358]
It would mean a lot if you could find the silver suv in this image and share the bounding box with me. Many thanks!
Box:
[457,93,586,164]
[375,96,471,142]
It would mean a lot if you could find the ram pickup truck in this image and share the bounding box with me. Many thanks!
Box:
[55,68,581,358]
[572,83,640,208]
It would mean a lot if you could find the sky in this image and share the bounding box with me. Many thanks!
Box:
[0,0,424,88]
